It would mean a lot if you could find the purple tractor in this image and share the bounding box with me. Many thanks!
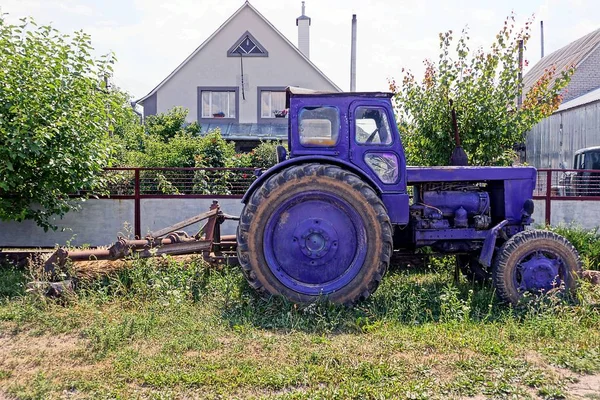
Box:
[237,88,582,306]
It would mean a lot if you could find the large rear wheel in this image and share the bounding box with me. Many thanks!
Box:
[492,230,582,305]
[237,163,392,305]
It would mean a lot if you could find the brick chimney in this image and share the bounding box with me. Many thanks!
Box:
[296,1,311,58]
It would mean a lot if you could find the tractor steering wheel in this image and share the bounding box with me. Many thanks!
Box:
[365,129,379,144]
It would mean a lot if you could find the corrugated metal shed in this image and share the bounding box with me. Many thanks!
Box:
[557,87,600,112]
[526,93,600,169]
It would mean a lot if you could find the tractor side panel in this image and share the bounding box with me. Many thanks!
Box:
[503,178,536,223]
[381,193,410,224]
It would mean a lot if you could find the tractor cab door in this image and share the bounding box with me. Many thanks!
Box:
[348,101,406,191]
[349,101,409,224]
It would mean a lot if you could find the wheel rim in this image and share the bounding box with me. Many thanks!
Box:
[514,249,566,293]
[263,191,368,295]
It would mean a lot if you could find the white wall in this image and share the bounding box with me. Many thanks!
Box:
[0,199,135,247]
[2,199,598,248]
[0,199,244,248]
[155,6,339,123]
[140,198,244,237]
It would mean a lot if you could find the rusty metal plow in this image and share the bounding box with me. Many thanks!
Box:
[43,201,240,278]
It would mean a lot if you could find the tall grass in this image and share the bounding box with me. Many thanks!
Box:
[0,227,599,398]
[548,225,600,270]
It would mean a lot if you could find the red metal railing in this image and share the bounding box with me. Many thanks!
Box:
[87,167,258,238]
[77,167,600,238]
[534,168,600,225]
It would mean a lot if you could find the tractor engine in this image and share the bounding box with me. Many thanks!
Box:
[411,182,491,230]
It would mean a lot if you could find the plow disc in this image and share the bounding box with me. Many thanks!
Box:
[43,201,239,281]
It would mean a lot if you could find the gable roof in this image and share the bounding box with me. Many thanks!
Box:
[523,27,600,94]
[136,2,341,104]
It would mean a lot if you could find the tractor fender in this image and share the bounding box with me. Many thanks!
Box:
[241,156,382,203]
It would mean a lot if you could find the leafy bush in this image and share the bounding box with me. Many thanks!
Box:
[248,141,280,169]
[194,131,236,168]
[144,106,199,142]
[547,225,600,270]
[124,132,203,168]
[0,16,124,229]
[391,14,573,166]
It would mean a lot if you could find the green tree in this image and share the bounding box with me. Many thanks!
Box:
[0,16,125,229]
[144,106,200,142]
[109,90,145,164]
[248,141,280,169]
[194,131,236,168]
[390,15,573,166]
[124,133,205,168]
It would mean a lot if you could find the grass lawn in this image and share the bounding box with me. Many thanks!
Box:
[0,255,599,399]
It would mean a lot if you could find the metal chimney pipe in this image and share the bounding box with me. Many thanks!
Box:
[350,14,357,92]
[518,39,524,108]
[296,1,311,59]
[540,21,545,58]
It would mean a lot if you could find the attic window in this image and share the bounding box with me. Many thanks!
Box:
[227,31,268,57]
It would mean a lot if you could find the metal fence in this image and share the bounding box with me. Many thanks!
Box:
[88,167,258,238]
[534,168,600,225]
[102,167,257,197]
[76,167,600,237]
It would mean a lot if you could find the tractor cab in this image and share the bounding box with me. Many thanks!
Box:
[285,87,407,192]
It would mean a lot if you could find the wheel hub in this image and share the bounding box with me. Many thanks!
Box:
[518,253,562,292]
[263,192,365,295]
[294,218,339,263]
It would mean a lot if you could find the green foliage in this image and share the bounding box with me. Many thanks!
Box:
[106,90,145,165]
[144,106,199,142]
[114,107,203,168]
[248,141,280,169]
[547,225,600,270]
[0,16,125,229]
[193,131,236,168]
[391,14,574,166]
[124,132,204,168]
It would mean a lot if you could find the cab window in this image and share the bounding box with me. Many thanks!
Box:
[355,107,392,145]
[299,106,340,147]
[584,151,600,170]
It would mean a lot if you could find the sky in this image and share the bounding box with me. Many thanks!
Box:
[2,0,599,100]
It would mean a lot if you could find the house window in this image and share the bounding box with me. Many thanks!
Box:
[201,91,236,119]
[227,31,268,57]
[261,91,286,118]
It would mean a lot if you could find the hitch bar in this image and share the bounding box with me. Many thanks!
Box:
[44,201,238,275]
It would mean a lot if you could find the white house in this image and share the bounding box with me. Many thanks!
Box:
[136,1,341,151]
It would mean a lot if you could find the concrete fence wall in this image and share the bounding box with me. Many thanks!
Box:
[0,198,245,248]
[0,198,598,248]
[532,199,600,230]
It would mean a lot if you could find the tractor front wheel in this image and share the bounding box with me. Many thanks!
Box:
[237,163,392,305]
[492,230,582,305]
